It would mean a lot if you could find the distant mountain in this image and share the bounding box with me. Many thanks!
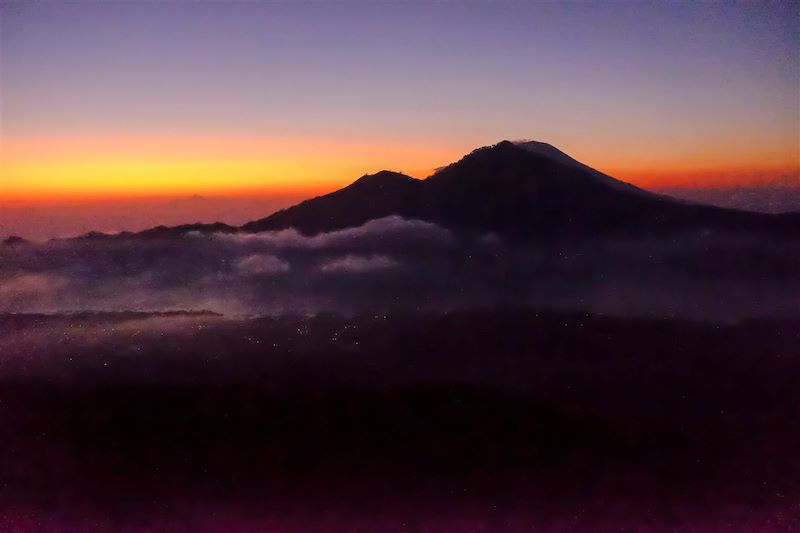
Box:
[242,140,800,239]
[70,222,238,241]
[2,235,28,246]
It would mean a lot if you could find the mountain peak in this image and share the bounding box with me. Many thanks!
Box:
[513,139,653,196]
[350,170,418,189]
[458,139,521,160]
[241,139,799,238]
[427,140,529,177]
[242,170,421,235]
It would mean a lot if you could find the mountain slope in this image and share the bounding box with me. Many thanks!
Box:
[242,140,800,238]
[516,140,651,195]
[241,170,421,235]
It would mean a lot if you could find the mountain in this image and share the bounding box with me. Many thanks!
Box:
[242,140,800,239]
[515,140,649,195]
[2,235,28,246]
[242,170,422,236]
[70,222,238,241]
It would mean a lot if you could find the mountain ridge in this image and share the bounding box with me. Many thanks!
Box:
[14,139,796,243]
[242,140,800,238]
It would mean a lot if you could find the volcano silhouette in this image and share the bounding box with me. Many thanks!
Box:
[241,140,798,239]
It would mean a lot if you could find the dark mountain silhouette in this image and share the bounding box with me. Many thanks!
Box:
[71,222,238,241]
[242,140,800,239]
[515,140,650,195]
[135,221,238,237]
[59,139,797,242]
[1,235,28,246]
[242,170,422,236]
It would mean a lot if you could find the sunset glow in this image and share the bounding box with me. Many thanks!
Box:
[0,135,461,198]
[1,1,797,236]
[1,3,799,528]
[2,132,797,201]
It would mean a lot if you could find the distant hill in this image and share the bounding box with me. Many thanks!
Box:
[64,222,239,242]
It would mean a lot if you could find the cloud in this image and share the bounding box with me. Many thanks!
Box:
[319,254,398,274]
[0,273,62,297]
[0,216,457,315]
[209,216,453,250]
[0,215,798,320]
[0,273,67,312]
[235,254,290,275]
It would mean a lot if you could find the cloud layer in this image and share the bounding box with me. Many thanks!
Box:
[1,216,799,320]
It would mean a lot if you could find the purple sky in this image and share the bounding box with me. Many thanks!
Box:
[1,1,797,238]
[3,1,797,148]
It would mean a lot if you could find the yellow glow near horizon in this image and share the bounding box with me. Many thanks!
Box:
[1,134,797,201]
[2,157,340,197]
[0,135,460,199]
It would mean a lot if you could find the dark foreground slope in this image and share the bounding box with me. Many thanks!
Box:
[1,311,798,529]
[243,141,800,239]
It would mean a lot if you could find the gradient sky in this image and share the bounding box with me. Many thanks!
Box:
[1,1,798,236]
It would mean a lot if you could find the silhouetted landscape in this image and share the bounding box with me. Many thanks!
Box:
[5,1,800,528]
[243,141,800,238]
[0,310,798,529]
[0,139,798,529]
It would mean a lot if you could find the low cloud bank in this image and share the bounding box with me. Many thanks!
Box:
[320,255,398,274]
[1,216,798,320]
[235,254,291,276]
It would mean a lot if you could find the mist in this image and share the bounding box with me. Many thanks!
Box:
[2,216,798,321]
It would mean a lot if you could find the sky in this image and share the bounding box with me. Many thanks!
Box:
[1,0,798,238]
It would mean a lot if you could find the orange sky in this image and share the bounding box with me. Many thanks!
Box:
[2,2,798,241]
[3,1,798,207]
[1,133,798,203]
[0,135,459,200]
[1,134,797,241]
